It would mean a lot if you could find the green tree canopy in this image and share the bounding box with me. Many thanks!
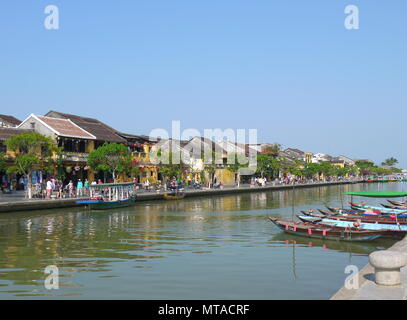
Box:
[87,143,132,182]
[381,157,398,167]
[256,154,281,179]
[0,152,6,172]
[227,152,249,186]
[5,132,59,198]
[158,151,187,184]
[303,163,320,179]
[355,160,375,176]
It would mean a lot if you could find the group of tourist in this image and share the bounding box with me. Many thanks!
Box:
[42,178,105,199]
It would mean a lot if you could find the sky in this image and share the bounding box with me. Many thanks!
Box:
[0,1,406,167]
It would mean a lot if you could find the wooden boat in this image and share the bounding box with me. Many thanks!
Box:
[388,200,407,207]
[163,192,185,200]
[350,202,407,215]
[76,182,136,210]
[268,217,385,242]
[326,205,407,218]
[381,203,407,210]
[301,210,407,225]
[297,215,407,238]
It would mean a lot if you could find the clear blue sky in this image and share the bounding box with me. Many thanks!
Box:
[1,1,406,167]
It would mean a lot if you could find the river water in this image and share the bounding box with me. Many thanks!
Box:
[0,182,405,300]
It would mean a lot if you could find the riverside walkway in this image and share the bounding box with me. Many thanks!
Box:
[331,235,407,300]
[0,179,361,213]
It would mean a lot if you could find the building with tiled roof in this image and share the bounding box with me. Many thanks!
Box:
[18,114,96,140]
[45,110,126,143]
[0,127,31,154]
[0,114,21,128]
[17,114,104,184]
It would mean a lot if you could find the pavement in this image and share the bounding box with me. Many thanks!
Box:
[331,236,407,300]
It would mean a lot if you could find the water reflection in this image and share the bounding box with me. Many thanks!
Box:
[0,182,403,299]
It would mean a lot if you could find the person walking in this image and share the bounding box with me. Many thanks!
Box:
[77,179,83,197]
[68,180,74,197]
[46,179,52,199]
[84,179,89,196]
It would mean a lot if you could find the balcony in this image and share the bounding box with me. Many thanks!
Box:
[133,152,150,165]
[61,152,89,162]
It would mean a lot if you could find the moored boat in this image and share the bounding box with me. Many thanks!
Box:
[268,217,385,242]
[76,182,136,210]
[388,200,407,207]
[163,192,185,200]
[304,210,407,224]
[350,202,407,214]
[297,213,407,237]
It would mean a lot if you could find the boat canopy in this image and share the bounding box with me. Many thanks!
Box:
[344,191,407,198]
[89,182,135,189]
[88,182,135,202]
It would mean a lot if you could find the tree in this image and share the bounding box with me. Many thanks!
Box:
[256,154,280,179]
[355,161,375,176]
[319,162,335,178]
[87,143,132,183]
[5,132,59,199]
[0,152,6,172]
[261,143,281,158]
[285,159,305,178]
[158,151,187,185]
[303,163,320,179]
[382,157,398,167]
[227,152,248,187]
[200,150,224,188]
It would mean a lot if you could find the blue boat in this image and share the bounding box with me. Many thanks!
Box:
[297,214,407,231]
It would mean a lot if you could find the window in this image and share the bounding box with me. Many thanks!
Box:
[0,142,6,153]
[19,146,28,153]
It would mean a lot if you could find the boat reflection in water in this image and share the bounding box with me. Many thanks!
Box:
[271,232,394,255]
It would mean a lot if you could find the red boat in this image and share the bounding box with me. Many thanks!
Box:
[268,217,386,242]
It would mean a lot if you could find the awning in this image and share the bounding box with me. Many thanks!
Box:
[344,191,407,198]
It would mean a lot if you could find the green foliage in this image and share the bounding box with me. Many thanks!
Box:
[87,143,132,182]
[201,151,223,185]
[5,132,59,198]
[158,151,186,182]
[382,157,398,167]
[131,165,141,179]
[0,152,6,172]
[302,163,320,178]
[282,159,304,177]
[5,132,58,177]
[256,154,281,178]
[355,159,401,176]
[318,161,335,176]
[227,152,248,173]
[355,160,375,176]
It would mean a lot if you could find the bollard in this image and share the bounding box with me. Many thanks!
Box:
[369,250,407,286]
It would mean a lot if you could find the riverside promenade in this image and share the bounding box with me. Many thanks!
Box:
[331,235,407,300]
[0,179,361,213]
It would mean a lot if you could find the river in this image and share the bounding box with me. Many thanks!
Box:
[0,182,405,299]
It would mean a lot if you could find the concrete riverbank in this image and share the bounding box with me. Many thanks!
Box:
[0,180,360,213]
[331,235,407,300]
